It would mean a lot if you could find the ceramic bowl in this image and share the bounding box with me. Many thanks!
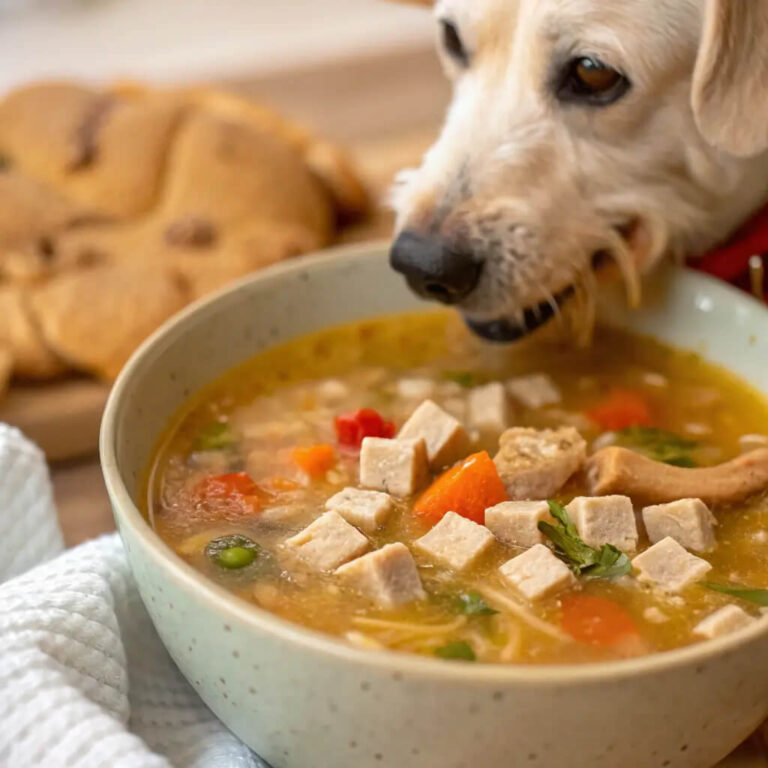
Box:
[101,242,768,768]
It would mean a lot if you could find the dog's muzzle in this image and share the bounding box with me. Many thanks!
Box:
[390,231,482,305]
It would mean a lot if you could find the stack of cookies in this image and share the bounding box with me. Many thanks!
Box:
[0,82,368,395]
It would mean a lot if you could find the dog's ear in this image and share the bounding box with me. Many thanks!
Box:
[691,0,768,157]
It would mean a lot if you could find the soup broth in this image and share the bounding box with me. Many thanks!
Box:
[147,311,768,665]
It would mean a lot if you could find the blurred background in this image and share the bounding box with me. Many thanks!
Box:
[0,0,450,545]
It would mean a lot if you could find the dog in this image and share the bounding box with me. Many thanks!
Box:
[389,0,768,342]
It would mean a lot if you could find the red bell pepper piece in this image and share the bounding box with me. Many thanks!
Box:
[334,408,396,449]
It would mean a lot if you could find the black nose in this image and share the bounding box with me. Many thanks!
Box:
[389,231,482,305]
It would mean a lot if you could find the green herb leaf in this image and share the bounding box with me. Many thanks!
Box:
[205,535,260,569]
[538,501,632,580]
[435,640,476,661]
[443,371,477,388]
[194,421,238,452]
[701,581,768,606]
[455,591,498,616]
[617,426,698,467]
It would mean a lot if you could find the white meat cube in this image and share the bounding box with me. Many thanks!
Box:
[414,511,495,572]
[336,543,426,608]
[359,437,429,497]
[325,487,394,534]
[494,427,586,500]
[632,537,712,593]
[398,399,470,469]
[285,511,370,571]
[693,605,756,639]
[468,382,509,433]
[396,378,435,400]
[485,500,551,548]
[506,374,561,409]
[499,544,575,601]
[567,495,638,552]
[642,498,717,553]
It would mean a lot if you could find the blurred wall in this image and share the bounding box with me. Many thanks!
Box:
[0,0,434,91]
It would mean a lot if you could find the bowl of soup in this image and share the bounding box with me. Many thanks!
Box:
[101,242,768,768]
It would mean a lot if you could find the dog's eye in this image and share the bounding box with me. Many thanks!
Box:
[440,19,469,67]
[558,56,630,105]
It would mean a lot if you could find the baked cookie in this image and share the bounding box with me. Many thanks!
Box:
[30,264,189,380]
[0,81,369,387]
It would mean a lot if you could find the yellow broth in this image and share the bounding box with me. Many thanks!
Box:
[146,311,768,664]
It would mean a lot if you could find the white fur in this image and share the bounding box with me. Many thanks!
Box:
[393,0,768,324]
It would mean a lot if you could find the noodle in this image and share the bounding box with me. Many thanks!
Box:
[478,586,571,642]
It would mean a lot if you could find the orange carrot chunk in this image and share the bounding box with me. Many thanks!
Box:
[561,594,639,647]
[586,389,652,431]
[414,451,508,525]
[292,444,336,478]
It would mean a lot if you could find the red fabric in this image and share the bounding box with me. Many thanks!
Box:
[691,202,768,301]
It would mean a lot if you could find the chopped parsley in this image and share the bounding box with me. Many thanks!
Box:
[443,371,478,388]
[617,426,698,467]
[701,581,768,606]
[435,640,476,661]
[538,501,632,580]
[194,421,238,452]
[455,591,498,616]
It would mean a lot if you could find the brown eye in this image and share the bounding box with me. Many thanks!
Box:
[558,56,630,105]
[575,58,621,92]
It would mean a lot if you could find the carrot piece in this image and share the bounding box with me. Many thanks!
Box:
[586,389,652,431]
[292,444,336,478]
[414,451,507,525]
[560,594,639,647]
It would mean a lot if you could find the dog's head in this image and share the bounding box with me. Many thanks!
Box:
[391,0,768,341]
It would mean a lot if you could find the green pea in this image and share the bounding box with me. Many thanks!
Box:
[217,546,257,569]
[206,534,260,569]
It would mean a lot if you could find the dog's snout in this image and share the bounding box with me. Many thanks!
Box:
[389,231,481,305]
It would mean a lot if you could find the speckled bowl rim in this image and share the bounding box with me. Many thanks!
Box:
[101,240,768,686]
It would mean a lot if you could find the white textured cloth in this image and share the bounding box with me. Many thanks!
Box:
[0,424,268,768]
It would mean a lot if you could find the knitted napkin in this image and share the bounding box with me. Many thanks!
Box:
[0,424,267,768]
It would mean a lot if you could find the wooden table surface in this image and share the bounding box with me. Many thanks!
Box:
[54,45,449,547]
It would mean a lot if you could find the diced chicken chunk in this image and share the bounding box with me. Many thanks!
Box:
[642,498,716,553]
[360,437,429,497]
[485,500,551,549]
[494,427,587,500]
[632,537,712,593]
[398,399,470,469]
[499,544,575,601]
[325,487,394,534]
[396,378,435,400]
[693,604,757,639]
[285,511,370,572]
[506,374,561,409]
[414,511,495,572]
[336,543,426,608]
[468,382,509,433]
[567,495,638,552]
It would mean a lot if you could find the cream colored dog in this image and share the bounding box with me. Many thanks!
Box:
[390,0,768,341]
